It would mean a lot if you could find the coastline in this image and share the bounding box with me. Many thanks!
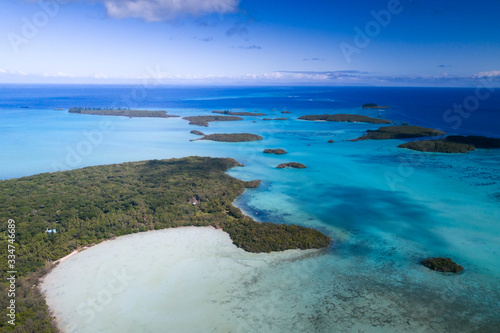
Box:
[41,226,322,333]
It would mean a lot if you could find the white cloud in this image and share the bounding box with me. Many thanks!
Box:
[99,0,240,22]
[474,70,500,78]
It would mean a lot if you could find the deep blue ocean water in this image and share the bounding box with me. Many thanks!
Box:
[2,85,500,331]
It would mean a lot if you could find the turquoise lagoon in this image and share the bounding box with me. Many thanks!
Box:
[1,86,500,331]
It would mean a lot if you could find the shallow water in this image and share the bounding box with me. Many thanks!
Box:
[3,85,500,331]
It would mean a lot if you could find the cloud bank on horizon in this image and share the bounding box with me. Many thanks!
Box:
[1,0,499,86]
[99,0,240,21]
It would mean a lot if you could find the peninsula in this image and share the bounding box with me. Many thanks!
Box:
[182,115,243,127]
[298,114,392,124]
[194,133,263,142]
[69,107,179,118]
[352,125,446,141]
[0,157,331,331]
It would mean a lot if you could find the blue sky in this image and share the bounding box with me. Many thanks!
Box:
[0,0,499,86]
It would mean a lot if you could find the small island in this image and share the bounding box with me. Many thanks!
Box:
[69,107,179,118]
[190,130,205,136]
[194,133,263,142]
[298,114,392,124]
[352,125,446,141]
[281,111,292,114]
[213,110,267,116]
[398,135,500,153]
[263,117,287,120]
[328,140,334,143]
[264,148,287,155]
[276,162,307,169]
[422,257,464,273]
[182,115,243,127]
[362,103,389,109]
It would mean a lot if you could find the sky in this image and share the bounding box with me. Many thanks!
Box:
[0,0,499,86]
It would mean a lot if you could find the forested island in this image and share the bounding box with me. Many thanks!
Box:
[190,130,205,136]
[422,257,464,273]
[194,133,263,142]
[298,114,391,124]
[182,115,243,127]
[362,103,389,109]
[276,162,307,169]
[399,135,500,153]
[0,157,331,332]
[69,107,178,118]
[264,149,287,154]
[352,125,446,141]
[213,110,267,116]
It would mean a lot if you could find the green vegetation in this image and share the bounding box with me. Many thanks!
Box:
[212,111,267,116]
[276,162,307,169]
[353,125,446,141]
[195,133,263,142]
[298,114,391,124]
[190,130,205,136]
[362,103,389,109]
[263,149,287,155]
[444,135,500,148]
[398,135,500,153]
[244,180,261,188]
[398,140,475,153]
[69,108,178,118]
[422,257,464,273]
[0,157,331,332]
[182,115,243,127]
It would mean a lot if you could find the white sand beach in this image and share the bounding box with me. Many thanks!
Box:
[40,226,317,333]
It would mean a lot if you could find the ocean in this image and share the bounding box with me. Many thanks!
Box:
[2,85,500,332]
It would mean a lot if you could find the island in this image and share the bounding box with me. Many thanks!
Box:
[263,118,287,120]
[398,140,474,153]
[362,103,389,109]
[213,110,267,116]
[352,125,446,141]
[328,140,334,143]
[422,257,464,273]
[298,114,392,124]
[182,115,243,127]
[263,148,287,155]
[190,130,205,136]
[194,133,263,142]
[69,107,179,118]
[398,135,500,153]
[281,111,292,114]
[0,157,331,331]
[276,162,307,169]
